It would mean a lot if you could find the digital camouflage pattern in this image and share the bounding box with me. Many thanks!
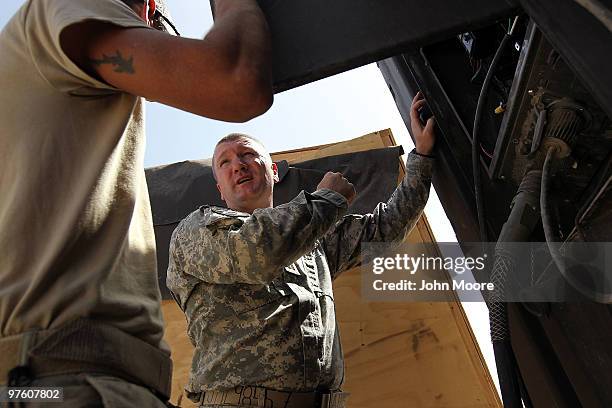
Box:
[167,152,434,401]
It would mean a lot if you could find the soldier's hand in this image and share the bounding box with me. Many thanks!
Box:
[317,172,356,205]
[410,91,436,156]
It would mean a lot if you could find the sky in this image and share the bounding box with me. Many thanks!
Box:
[1,0,499,394]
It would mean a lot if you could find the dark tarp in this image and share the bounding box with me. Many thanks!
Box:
[146,146,403,299]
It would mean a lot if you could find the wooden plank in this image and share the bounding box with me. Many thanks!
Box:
[271,130,394,164]
[414,219,500,405]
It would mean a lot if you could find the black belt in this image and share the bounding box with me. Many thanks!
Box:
[198,386,349,408]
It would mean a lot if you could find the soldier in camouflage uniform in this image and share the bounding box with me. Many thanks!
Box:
[167,92,436,408]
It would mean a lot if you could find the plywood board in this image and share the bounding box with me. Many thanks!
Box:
[334,227,499,407]
[162,300,194,407]
[271,130,396,164]
[161,130,500,407]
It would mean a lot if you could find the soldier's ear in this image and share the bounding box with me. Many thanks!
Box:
[216,183,226,202]
[272,162,279,183]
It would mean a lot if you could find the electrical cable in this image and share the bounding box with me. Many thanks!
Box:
[480,143,494,159]
[541,146,612,303]
[472,17,518,242]
[474,16,528,408]
[153,9,181,36]
[541,147,561,244]
[470,60,483,83]
[488,168,540,408]
[541,146,574,299]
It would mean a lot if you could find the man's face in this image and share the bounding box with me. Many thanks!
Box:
[214,138,279,213]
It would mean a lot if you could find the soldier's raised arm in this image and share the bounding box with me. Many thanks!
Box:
[61,0,273,122]
[322,92,436,277]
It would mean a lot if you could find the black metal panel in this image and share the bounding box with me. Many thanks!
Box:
[539,303,612,406]
[519,0,612,120]
[254,0,518,92]
[508,304,583,408]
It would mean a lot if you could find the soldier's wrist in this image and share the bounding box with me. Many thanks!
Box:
[411,148,435,159]
[313,188,349,209]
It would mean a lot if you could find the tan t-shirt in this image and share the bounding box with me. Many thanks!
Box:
[0,0,167,352]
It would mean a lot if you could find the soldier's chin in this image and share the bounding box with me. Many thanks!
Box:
[236,182,261,196]
[233,190,257,204]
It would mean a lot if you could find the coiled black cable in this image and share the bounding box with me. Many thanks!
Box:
[472,17,519,242]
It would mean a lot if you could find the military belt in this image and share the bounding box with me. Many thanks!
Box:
[199,386,349,408]
[0,318,172,400]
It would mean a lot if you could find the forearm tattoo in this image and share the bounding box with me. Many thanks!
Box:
[89,50,135,74]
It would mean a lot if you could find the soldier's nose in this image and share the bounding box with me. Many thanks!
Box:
[230,158,247,171]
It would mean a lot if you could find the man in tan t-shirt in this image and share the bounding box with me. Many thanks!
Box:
[0,0,272,405]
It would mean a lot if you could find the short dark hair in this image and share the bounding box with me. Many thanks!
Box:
[211,133,268,181]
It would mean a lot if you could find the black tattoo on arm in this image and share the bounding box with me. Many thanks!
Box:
[89,50,135,74]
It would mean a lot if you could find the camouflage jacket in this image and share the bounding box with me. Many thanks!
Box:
[167,152,434,395]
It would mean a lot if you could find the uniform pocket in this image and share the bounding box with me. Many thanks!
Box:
[229,281,287,316]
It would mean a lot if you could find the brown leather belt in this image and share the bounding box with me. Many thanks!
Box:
[199,386,349,408]
[0,318,172,400]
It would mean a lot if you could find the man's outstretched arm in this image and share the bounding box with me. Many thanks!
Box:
[322,92,437,276]
[60,0,273,122]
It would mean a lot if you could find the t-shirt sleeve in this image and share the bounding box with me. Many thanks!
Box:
[24,0,150,94]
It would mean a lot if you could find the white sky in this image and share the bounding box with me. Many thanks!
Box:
[2,0,499,395]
